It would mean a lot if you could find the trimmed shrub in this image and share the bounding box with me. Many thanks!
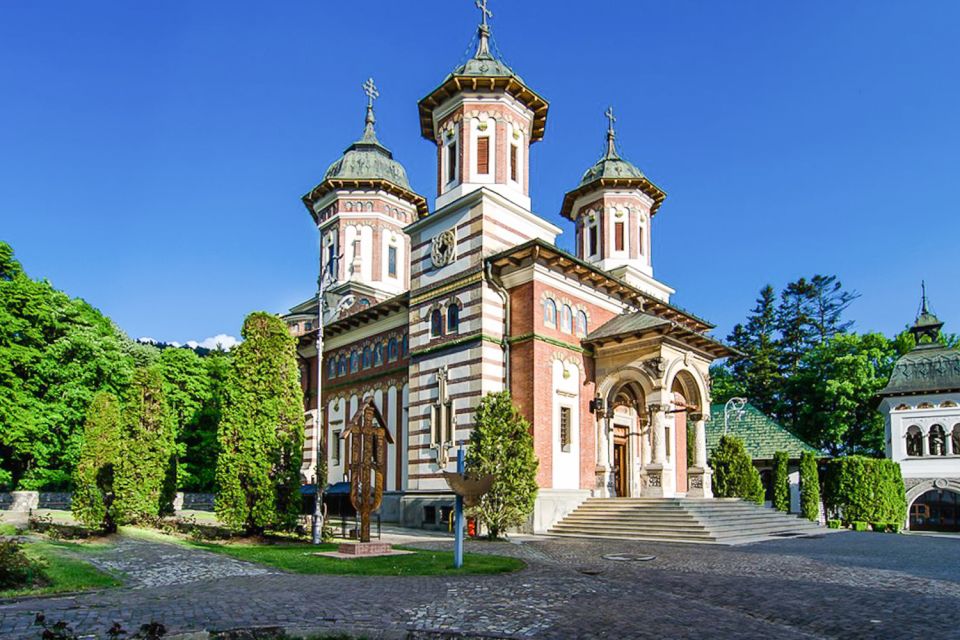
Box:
[0,539,48,590]
[711,435,764,504]
[827,519,841,529]
[772,451,790,512]
[822,456,906,526]
[851,521,869,531]
[799,451,820,522]
[72,392,122,532]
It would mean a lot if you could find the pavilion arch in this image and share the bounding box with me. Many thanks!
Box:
[665,366,707,414]
[597,366,656,407]
[905,479,960,530]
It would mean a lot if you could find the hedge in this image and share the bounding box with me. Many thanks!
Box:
[772,451,790,512]
[799,451,820,522]
[822,456,906,526]
[711,435,764,504]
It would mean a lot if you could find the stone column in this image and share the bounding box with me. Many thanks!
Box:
[641,403,668,497]
[922,427,930,456]
[596,413,612,498]
[946,430,954,456]
[686,413,713,498]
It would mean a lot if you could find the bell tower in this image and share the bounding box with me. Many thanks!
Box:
[561,107,673,302]
[417,0,548,212]
[302,79,428,311]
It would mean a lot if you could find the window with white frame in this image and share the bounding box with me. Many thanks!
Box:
[560,406,572,452]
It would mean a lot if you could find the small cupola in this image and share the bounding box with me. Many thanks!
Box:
[560,108,671,301]
[417,1,549,211]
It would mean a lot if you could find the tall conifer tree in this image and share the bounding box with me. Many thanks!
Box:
[216,312,304,535]
[114,367,177,523]
[72,392,122,531]
[726,285,781,415]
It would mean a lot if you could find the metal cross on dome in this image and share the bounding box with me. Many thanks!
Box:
[476,0,492,28]
[362,77,379,107]
[605,106,616,134]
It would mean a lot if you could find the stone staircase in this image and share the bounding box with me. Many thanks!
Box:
[547,498,827,545]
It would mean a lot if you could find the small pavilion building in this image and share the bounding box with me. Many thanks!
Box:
[877,292,960,532]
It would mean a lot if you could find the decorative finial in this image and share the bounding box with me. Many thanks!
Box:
[474,0,493,59]
[605,106,618,158]
[921,280,929,315]
[361,77,379,140]
[910,280,944,345]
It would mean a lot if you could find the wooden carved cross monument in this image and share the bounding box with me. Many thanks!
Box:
[342,398,393,543]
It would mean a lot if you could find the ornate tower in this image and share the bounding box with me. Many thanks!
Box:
[401,2,560,505]
[417,0,548,211]
[302,79,428,311]
[560,108,673,301]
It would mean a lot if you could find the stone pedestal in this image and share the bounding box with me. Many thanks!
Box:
[338,541,394,556]
[9,491,39,513]
[641,464,665,497]
[686,466,713,498]
[595,464,613,498]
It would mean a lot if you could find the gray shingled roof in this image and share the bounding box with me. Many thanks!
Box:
[584,311,670,343]
[879,343,960,397]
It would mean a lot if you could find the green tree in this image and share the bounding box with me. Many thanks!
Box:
[179,351,230,491]
[216,312,304,534]
[114,367,177,523]
[710,435,763,504]
[793,333,897,455]
[707,363,745,405]
[799,451,821,522]
[726,285,781,415]
[772,450,790,512]
[822,456,905,525]
[466,391,539,539]
[71,392,122,531]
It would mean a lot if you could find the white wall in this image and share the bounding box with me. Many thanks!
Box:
[552,360,581,490]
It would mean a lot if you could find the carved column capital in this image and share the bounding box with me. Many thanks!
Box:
[689,412,704,422]
[647,403,669,415]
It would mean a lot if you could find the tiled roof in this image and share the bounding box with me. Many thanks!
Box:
[584,311,670,342]
[705,403,819,461]
[879,343,960,397]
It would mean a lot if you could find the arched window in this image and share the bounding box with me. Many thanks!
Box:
[337,355,347,376]
[447,304,460,333]
[388,338,399,362]
[374,343,383,366]
[930,424,947,456]
[362,346,372,369]
[328,359,336,380]
[576,310,588,336]
[350,350,360,373]
[402,334,408,356]
[941,401,958,408]
[895,404,911,411]
[561,305,573,333]
[906,426,923,457]
[918,402,934,409]
[953,425,960,456]
[431,309,444,338]
[544,298,557,328]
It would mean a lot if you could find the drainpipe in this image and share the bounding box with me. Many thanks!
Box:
[485,261,511,391]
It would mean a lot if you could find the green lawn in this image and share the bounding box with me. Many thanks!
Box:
[194,541,525,576]
[0,523,19,536]
[0,541,120,598]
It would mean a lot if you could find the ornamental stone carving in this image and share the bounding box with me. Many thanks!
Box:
[431,230,456,268]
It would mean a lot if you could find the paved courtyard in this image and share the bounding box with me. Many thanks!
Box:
[1,531,957,639]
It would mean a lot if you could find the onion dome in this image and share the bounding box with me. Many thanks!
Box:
[879,285,960,397]
[418,4,548,142]
[303,78,428,219]
[561,108,666,221]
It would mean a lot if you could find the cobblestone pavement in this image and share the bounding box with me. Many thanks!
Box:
[1,532,957,639]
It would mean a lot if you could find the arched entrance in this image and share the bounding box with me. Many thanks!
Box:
[910,489,960,532]
[670,370,703,495]
[609,382,646,497]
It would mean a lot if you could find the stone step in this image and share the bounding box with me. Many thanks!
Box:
[546,497,826,546]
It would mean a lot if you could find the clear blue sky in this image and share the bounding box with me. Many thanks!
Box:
[2,1,958,345]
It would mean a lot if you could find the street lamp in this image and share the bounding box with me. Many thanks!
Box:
[311,255,354,545]
[723,397,747,436]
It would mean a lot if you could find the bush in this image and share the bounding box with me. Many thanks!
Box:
[772,451,790,512]
[827,519,841,529]
[466,392,539,539]
[851,521,869,531]
[822,456,906,526]
[0,539,48,590]
[710,435,764,504]
[72,392,122,532]
[799,451,820,522]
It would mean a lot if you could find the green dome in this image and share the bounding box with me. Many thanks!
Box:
[579,155,647,187]
[323,121,411,190]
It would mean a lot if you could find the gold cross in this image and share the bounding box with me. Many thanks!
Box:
[476,0,492,29]
[362,77,379,107]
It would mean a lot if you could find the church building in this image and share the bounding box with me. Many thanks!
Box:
[286,5,735,532]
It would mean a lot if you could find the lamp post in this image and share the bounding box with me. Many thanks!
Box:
[311,255,354,545]
[723,397,747,436]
